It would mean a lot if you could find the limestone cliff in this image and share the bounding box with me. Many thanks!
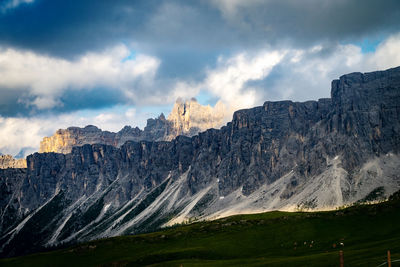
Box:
[0,155,27,169]
[39,100,226,153]
[39,125,132,154]
[166,98,226,140]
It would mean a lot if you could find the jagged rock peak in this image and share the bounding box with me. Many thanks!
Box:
[0,155,27,169]
[39,125,120,154]
[39,98,227,154]
[167,98,226,137]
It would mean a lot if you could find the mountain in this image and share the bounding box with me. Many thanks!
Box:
[0,155,27,169]
[1,66,400,257]
[39,99,226,154]
[167,98,226,138]
[3,99,225,170]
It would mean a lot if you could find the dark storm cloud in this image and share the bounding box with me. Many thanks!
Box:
[220,0,400,46]
[1,0,399,57]
[0,0,148,57]
[0,0,229,58]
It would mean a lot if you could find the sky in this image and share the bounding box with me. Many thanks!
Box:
[1,0,400,157]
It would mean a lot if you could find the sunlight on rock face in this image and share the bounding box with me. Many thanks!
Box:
[39,99,227,153]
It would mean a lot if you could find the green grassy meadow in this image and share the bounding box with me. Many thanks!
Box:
[1,194,400,266]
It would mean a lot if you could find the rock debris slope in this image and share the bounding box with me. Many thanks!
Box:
[1,66,400,257]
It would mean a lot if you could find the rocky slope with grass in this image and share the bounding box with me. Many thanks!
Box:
[1,66,399,257]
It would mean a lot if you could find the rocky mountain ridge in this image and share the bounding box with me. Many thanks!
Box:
[39,99,226,154]
[1,66,399,257]
[0,155,27,169]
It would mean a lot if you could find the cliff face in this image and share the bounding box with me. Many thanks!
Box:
[166,99,226,139]
[0,155,27,169]
[1,67,400,257]
[39,125,142,154]
[39,100,226,154]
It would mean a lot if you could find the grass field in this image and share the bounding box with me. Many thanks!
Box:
[1,193,400,266]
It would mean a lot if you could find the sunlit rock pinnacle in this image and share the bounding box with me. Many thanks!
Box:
[0,155,27,169]
[39,99,226,154]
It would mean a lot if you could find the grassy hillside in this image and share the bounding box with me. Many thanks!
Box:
[2,193,400,266]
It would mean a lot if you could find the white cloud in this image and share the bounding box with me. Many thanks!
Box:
[0,116,51,157]
[171,49,285,120]
[264,44,365,101]
[204,51,284,109]
[1,0,34,12]
[171,32,400,121]
[266,33,400,102]
[0,44,160,110]
[369,33,400,70]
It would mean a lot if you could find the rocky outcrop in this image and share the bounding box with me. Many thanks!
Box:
[39,125,142,154]
[1,66,400,257]
[0,168,26,233]
[166,98,226,140]
[39,99,226,154]
[0,155,27,169]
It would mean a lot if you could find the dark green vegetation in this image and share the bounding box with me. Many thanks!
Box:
[2,192,400,267]
[356,186,386,204]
